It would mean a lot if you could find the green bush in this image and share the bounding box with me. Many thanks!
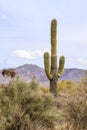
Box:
[0,79,58,130]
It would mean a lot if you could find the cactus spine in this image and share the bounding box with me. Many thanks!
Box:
[44,19,65,96]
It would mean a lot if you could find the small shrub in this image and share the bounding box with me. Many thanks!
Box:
[0,79,58,130]
[58,80,75,91]
[40,87,49,93]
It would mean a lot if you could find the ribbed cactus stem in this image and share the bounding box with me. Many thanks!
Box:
[44,19,65,97]
[51,19,57,76]
[51,19,57,56]
[58,56,65,77]
[44,52,53,80]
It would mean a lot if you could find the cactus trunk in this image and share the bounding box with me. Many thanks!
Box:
[50,74,58,97]
[44,19,65,97]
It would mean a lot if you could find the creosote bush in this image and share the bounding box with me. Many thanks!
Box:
[0,79,58,130]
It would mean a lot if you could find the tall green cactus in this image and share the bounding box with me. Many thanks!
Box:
[44,19,65,96]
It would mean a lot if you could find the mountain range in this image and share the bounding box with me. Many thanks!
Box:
[0,64,85,86]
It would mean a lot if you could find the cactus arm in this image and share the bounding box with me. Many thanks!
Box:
[44,52,53,80]
[57,56,65,77]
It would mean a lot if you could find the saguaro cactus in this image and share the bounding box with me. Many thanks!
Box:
[44,19,65,96]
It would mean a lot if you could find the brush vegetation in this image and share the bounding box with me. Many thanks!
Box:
[0,76,87,130]
[0,79,58,130]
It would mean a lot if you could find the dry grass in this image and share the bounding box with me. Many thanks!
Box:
[55,80,87,130]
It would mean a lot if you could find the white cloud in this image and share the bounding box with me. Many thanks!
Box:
[31,50,43,58]
[77,58,87,65]
[11,50,43,59]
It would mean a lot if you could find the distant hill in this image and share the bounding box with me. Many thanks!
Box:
[0,64,85,85]
[60,68,85,82]
[16,64,47,83]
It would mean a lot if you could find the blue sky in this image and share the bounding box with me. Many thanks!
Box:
[0,0,87,69]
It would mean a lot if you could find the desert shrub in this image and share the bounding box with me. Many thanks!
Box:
[0,79,58,130]
[29,79,39,91]
[2,68,16,78]
[40,87,49,93]
[62,85,87,130]
[58,80,75,91]
[58,80,66,90]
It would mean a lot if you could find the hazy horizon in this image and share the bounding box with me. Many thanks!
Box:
[0,0,87,69]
